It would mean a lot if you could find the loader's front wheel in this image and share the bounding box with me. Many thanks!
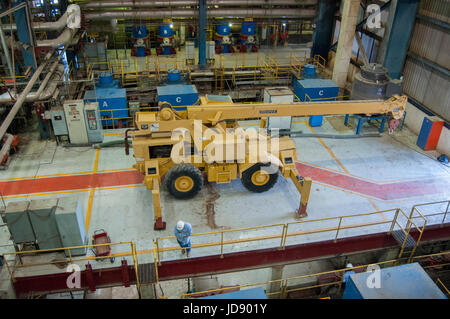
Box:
[165,164,203,199]
[241,163,278,193]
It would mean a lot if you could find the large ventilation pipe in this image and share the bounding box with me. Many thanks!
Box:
[81,0,318,8]
[2,4,81,31]
[0,63,64,103]
[36,28,78,48]
[0,50,59,141]
[85,8,316,20]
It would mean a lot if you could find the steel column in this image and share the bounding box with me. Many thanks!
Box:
[379,0,420,79]
[12,0,36,70]
[198,0,207,69]
[311,0,337,61]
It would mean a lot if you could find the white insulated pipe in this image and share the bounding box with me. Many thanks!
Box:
[0,64,64,103]
[81,0,318,8]
[85,8,317,20]
[3,4,81,31]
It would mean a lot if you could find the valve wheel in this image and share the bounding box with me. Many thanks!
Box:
[241,163,278,193]
[165,164,203,199]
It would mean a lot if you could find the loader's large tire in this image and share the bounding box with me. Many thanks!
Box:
[165,164,203,199]
[241,163,278,193]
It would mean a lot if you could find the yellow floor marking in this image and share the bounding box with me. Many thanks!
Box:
[85,149,100,232]
[302,121,349,174]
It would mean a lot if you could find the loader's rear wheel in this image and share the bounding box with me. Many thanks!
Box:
[165,164,203,199]
[241,163,278,193]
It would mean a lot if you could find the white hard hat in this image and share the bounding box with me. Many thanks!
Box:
[176,220,185,231]
[346,263,353,268]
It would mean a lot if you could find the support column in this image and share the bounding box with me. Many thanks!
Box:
[377,0,420,79]
[332,0,360,88]
[198,0,207,69]
[268,265,284,299]
[12,0,36,71]
[311,0,337,60]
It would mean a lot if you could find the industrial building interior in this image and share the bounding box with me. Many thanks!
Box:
[0,0,449,300]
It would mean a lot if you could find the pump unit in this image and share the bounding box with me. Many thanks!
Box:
[157,84,199,111]
[157,23,176,56]
[131,25,151,57]
[238,21,258,52]
[84,72,128,127]
[215,22,234,54]
[293,79,339,127]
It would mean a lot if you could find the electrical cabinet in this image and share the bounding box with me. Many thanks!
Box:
[5,201,35,244]
[129,101,140,120]
[55,197,88,256]
[50,107,68,136]
[63,100,88,144]
[293,79,339,127]
[206,41,215,60]
[84,102,104,143]
[417,116,444,151]
[157,84,199,111]
[264,87,293,131]
[84,87,128,126]
[28,199,62,250]
[186,41,195,60]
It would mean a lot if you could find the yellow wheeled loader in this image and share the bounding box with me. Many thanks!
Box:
[125,95,407,230]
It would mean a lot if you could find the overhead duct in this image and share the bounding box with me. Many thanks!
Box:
[0,63,64,103]
[81,0,318,8]
[2,4,81,31]
[36,28,78,48]
[85,8,317,20]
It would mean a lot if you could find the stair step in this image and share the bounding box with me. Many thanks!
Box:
[137,263,157,284]
[392,229,416,248]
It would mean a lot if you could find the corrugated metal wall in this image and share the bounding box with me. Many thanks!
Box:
[402,0,450,121]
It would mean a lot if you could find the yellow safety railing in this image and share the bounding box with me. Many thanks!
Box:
[93,106,159,129]
[180,250,450,299]
[154,208,416,266]
[3,241,139,282]
[408,200,450,226]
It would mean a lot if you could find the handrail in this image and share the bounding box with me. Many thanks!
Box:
[2,241,144,286]
[154,208,408,265]
[180,250,450,299]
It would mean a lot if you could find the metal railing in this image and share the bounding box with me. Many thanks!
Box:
[2,241,144,295]
[153,208,419,266]
[180,250,450,299]
[2,201,446,298]
[409,200,450,226]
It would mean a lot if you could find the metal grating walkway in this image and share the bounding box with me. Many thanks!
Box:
[138,263,157,284]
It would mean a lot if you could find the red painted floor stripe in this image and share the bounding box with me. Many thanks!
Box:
[296,163,450,200]
[0,163,448,200]
[0,171,143,196]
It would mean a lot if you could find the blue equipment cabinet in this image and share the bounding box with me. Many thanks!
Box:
[293,78,339,127]
[199,287,267,299]
[84,87,128,127]
[157,84,199,111]
[343,263,447,299]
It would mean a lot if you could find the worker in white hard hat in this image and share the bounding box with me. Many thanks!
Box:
[174,220,193,257]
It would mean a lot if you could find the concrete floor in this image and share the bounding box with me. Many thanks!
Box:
[1,112,449,279]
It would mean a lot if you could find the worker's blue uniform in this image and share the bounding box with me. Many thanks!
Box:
[174,222,192,254]
[343,270,355,283]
